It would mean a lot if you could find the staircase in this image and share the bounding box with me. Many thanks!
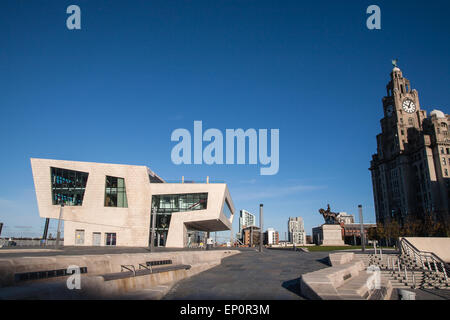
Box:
[355,248,450,290]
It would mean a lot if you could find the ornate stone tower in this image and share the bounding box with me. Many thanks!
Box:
[370,62,449,226]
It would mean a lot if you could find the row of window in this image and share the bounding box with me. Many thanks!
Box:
[152,193,208,214]
[440,147,450,155]
[51,167,128,208]
[74,230,116,246]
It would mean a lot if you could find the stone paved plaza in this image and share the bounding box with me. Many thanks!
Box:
[163,248,330,300]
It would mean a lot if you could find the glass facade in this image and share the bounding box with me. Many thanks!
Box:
[150,193,208,247]
[105,176,128,208]
[51,167,89,206]
[222,199,233,219]
[149,175,164,183]
[186,229,207,248]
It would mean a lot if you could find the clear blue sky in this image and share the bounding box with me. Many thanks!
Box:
[0,0,449,240]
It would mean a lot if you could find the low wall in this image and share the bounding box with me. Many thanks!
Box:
[329,252,354,266]
[402,237,450,262]
[0,250,238,299]
[300,259,366,300]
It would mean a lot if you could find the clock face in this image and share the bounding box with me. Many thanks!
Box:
[402,99,416,113]
[386,105,394,117]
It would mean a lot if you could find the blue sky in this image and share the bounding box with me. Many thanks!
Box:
[0,0,449,240]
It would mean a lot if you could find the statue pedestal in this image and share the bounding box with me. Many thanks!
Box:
[312,224,345,246]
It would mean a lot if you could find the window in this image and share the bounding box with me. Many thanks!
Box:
[51,167,88,206]
[105,233,116,246]
[447,148,450,155]
[75,229,85,245]
[149,175,163,183]
[443,158,447,166]
[150,193,208,247]
[445,169,449,177]
[151,193,208,214]
[105,176,128,207]
[408,118,413,126]
[92,232,101,246]
[222,199,233,219]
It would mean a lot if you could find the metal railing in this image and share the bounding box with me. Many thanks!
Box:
[399,237,449,281]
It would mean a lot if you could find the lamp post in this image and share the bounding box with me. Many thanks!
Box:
[259,204,263,253]
[42,218,50,246]
[55,202,64,248]
[358,205,365,252]
[150,206,157,252]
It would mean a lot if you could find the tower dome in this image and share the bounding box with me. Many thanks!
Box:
[430,109,446,119]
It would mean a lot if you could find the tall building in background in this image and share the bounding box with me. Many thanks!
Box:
[370,64,450,226]
[288,217,306,245]
[239,209,256,239]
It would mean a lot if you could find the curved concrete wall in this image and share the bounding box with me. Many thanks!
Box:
[0,250,239,299]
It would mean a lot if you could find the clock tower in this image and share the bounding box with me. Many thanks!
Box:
[370,62,450,227]
[379,65,427,158]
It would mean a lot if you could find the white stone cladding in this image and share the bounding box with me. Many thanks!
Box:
[30,158,235,248]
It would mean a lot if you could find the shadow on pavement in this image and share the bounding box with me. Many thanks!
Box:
[316,256,331,266]
[281,277,305,299]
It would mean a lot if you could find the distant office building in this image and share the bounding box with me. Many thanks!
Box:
[337,212,355,224]
[242,226,260,246]
[239,209,256,239]
[342,223,377,245]
[264,228,279,245]
[288,217,306,245]
[305,235,312,244]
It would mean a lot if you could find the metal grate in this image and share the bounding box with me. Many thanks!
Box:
[15,267,87,282]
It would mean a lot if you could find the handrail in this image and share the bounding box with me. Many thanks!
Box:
[400,238,450,278]
[139,263,152,273]
[120,265,136,277]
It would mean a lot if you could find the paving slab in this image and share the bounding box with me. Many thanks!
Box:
[162,249,330,300]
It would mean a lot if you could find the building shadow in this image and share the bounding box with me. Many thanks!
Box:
[316,256,331,266]
[281,278,303,298]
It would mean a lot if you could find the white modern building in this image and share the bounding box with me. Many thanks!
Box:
[265,228,279,245]
[30,158,235,248]
[239,209,256,239]
[288,217,306,245]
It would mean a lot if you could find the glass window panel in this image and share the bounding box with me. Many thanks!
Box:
[50,167,89,206]
[105,176,128,208]
[222,199,233,219]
